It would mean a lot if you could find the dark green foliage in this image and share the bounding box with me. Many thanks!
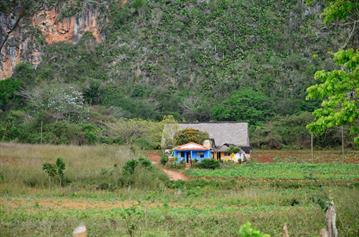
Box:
[160,153,168,166]
[138,157,152,168]
[43,122,83,145]
[81,123,99,144]
[0,116,101,145]
[42,157,68,186]
[131,0,147,10]
[213,88,273,125]
[226,145,240,154]
[0,79,21,111]
[83,80,104,105]
[10,63,35,86]
[42,163,56,178]
[122,158,152,176]
[122,160,139,176]
[174,128,209,145]
[197,159,220,170]
[250,112,354,149]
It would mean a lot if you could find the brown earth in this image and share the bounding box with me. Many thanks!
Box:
[0,198,186,210]
[252,149,359,163]
[146,151,188,181]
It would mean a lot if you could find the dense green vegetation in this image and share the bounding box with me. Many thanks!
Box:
[307,49,359,146]
[0,0,357,148]
[174,128,209,145]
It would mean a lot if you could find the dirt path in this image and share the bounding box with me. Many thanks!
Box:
[146,151,188,181]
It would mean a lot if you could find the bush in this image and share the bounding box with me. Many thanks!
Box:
[197,159,220,169]
[81,123,99,144]
[238,222,270,237]
[138,157,152,168]
[119,158,166,189]
[42,157,69,187]
[160,153,168,166]
[43,121,84,145]
[123,160,140,176]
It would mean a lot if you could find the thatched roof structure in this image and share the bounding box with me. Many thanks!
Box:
[161,122,249,148]
[174,142,209,151]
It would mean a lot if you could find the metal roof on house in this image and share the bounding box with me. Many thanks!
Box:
[162,122,250,148]
[174,142,209,151]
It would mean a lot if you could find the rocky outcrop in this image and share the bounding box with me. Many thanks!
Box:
[32,8,102,44]
[0,4,105,80]
[0,7,42,79]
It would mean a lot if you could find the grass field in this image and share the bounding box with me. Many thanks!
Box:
[1,144,359,236]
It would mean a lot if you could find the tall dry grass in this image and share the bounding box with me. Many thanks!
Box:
[0,143,133,189]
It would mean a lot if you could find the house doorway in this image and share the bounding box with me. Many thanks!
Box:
[217,152,221,160]
[186,152,191,163]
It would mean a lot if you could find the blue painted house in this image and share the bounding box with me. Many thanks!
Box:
[173,142,212,164]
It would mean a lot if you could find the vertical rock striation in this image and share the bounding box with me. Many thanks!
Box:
[0,4,105,80]
[32,7,102,45]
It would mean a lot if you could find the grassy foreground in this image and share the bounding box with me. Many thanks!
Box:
[1,144,359,236]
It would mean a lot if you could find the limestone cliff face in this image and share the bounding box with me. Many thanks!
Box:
[0,5,105,79]
[32,8,102,45]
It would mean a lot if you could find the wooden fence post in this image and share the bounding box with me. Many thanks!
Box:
[283,223,289,237]
[73,224,87,237]
[326,202,338,237]
[311,133,314,161]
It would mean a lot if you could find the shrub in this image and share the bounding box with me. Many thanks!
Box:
[238,222,270,237]
[119,158,166,189]
[42,157,69,187]
[43,121,84,145]
[197,159,220,169]
[81,123,99,144]
[123,160,139,176]
[138,157,152,168]
[160,153,168,166]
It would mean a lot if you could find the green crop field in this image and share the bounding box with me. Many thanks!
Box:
[186,162,359,180]
[1,144,359,236]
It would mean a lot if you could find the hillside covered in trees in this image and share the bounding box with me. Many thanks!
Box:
[0,0,356,148]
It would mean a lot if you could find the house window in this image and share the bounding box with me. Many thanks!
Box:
[198,152,204,158]
[180,152,185,157]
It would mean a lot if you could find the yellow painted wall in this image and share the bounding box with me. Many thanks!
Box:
[211,152,237,162]
[221,152,237,162]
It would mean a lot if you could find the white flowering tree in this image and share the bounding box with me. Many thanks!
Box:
[25,83,88,121]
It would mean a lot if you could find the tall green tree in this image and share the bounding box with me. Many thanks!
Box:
[212,88,273,125]
[306,0,359,146]
[319,0,359,24]
[306,49,358,146]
